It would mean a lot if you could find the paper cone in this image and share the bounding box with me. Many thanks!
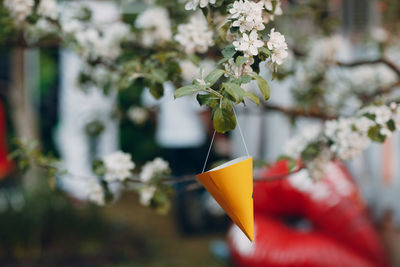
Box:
[196,156,254,241]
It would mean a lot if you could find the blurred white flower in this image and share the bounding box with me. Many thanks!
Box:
[127,106,149,125]
[179,59,215,84]
[103,151,135,182]
[185,0,216,10]
[233,30,264,56]
[139,186,156,206]
[307,149,330,181]
[88,181,105,206]
[135,7,172,47]
[261,0,282,23]
[175,13,214,54]
[140,157,170,183]
[284,124,322,158]
[324,117,372,160]
[4,0,34,25]
[37,0,58,20]
[371,27,389,43]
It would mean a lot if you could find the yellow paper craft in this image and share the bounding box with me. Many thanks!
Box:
[196,156,254,241]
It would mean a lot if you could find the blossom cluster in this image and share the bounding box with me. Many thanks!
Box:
[4,0,58,28]
[103,151,135,182]
[185,0,216,10]
[229,0,287,64]
[4,0,34,25]
[324,117,373,160]
[135,7,172,47]
[284,103,400,180]
[62,20,130,62]
[175,13,214,54]
[138,158,170,206]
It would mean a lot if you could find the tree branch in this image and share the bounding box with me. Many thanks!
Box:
[336,58,400,78]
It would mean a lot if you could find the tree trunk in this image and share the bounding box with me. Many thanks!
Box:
[9,47,41,189]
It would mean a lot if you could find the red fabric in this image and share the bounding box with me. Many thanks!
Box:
[0,100,12,179]
[228,160,388,267]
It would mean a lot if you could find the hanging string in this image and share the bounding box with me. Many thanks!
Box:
[201,107,250,173]
[202,130,216,173]
[233,106,250,157]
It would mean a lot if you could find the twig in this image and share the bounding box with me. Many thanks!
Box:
[336,58,400,78]
[262,103,337,120]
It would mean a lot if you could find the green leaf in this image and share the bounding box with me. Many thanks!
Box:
[255,75,270,100]
[223,83,245,103]
[232,75,251,85]
[205,69,225,86]
[149,83,164,99]
[222,44,236,59]
[301,143,320,161]
[218,21,231,41]
[196,93,219,108]
[368,125,386,143]
[213,99,236,133]
[235,56,248,68]
[387,119,396,132]
[174,85,204,99]
[258,46,271,61]
[244,91,260,106]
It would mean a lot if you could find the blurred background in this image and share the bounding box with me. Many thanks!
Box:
[1,0,400,266]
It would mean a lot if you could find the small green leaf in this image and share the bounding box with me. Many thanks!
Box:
[387,119,396,131]
[149,83,164,99]
[258,47,271,61]
[301,143,320,161]
[368,125,386,143]
[222,44,236,59]
[213,99,236,133]
[174,85,204,99]
[255,75,270,100]
[205,69,225,86]
[218,21,231,41]
[235,56,248,67]
[196,93,219,108]
[223,83,245,103]
[244,91,260,106]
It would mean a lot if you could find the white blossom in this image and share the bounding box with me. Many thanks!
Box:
[103,151,135,182]
[127,106,149,125]
[267,28,288,65]
[185,0,216,10]
[88,181,105,206]
[175,13,214,54]
[324,117,372,160]
[37,0,58,20]
[271,47,288,65]
[135,7,172,47]
[233,30,264,56]
[139,186,156,206]
[229,1,265,33]
[4,0,34,25]
[140,157,170,183]
[284,125,322,158]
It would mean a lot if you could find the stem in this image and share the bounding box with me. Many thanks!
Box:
[206,88,223,98]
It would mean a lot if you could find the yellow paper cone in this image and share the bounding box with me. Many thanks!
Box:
[196,156,254,241]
